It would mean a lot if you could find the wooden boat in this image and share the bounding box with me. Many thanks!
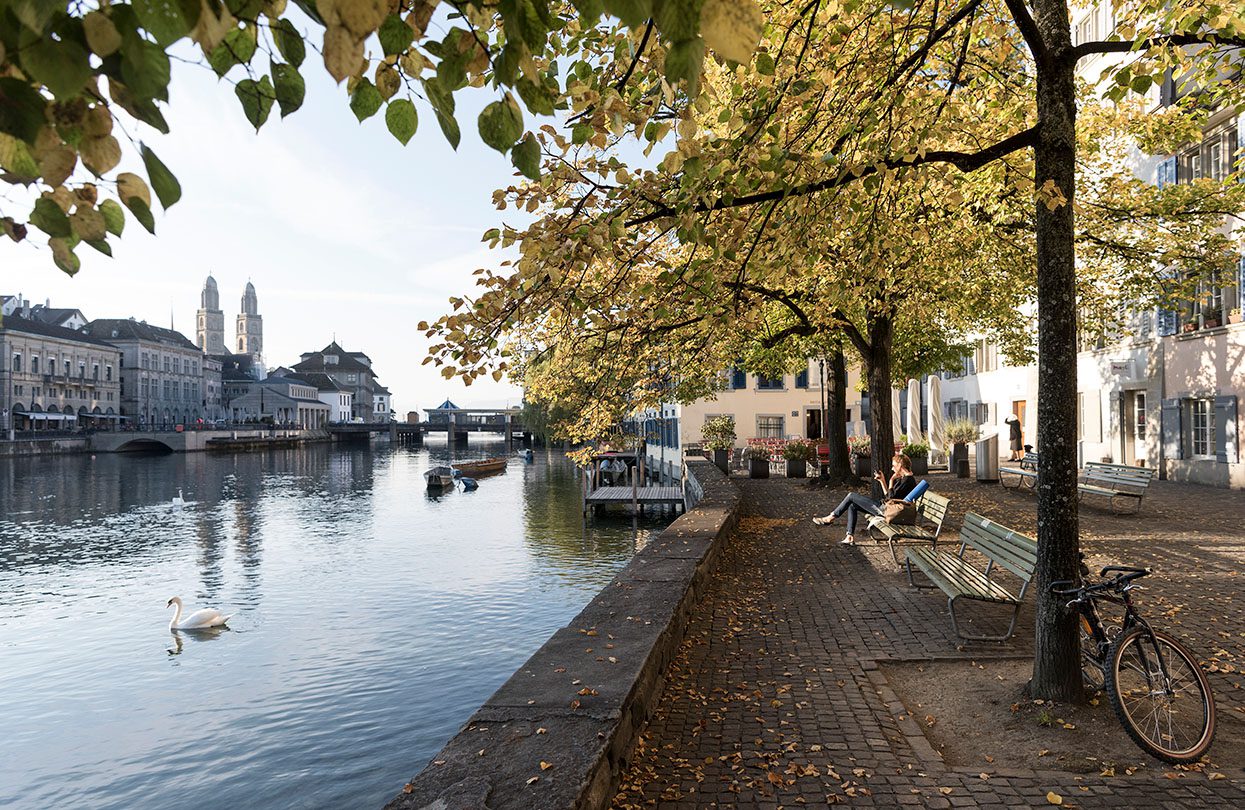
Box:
[424,466,456,488]
[452,457,508,478]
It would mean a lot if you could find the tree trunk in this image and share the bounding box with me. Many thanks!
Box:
[865,316,894,499]
[825,346,852,482]
[1029,0,1083,702]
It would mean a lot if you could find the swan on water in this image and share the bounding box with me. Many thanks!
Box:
[171,489,185,508]
[166,596,232,630]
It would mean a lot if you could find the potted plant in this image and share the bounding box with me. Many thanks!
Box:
[945,419,980,477]
[1230,308,1243,325]
[902,441,930,476]
[1182,321,1197,333]
[847,434,872,477]
[782,439,814,478]
[1204,308,1222,328]
[701,416,736,473]
[744,446,771,478]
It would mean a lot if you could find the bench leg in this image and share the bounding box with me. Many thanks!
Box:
[905,558,940,590]
[1111,494,1143,515]
[948,596,1023,643]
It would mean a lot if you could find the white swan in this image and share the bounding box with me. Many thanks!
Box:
[166,596,232,630]
[171,489,185,508]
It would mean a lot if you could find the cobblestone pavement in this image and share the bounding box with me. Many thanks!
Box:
[611,471,1245,808]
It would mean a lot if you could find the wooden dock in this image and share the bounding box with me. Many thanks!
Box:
[585,485,684,508]
[581,449,687,515]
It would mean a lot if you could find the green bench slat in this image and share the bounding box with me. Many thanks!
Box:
[907,547,1018,603]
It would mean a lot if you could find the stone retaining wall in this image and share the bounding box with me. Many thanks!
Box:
[0,437,89,457]
[386,458,739,810]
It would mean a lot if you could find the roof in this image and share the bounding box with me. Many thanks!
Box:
[291,371,350,393]
[30,306,85,326]
[432,398,460,410]
[374,385,391,395]
[292,347,372,374]
[1,315,120,349]
[82,319,199,351]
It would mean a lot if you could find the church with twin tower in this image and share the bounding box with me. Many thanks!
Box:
[197,275,263,368]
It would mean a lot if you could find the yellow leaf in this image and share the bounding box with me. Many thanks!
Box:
[699,0,764,64]
[1047,791,1063,805]
[80,135,121,176]
[323,24,363,84]
[539,761,552,771]
[117,172,151,207]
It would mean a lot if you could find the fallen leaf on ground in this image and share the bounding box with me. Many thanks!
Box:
[1047,791,1063,805]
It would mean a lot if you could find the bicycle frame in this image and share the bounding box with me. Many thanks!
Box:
[1072,582,1175,698]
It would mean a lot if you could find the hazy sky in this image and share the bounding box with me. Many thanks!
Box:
[3,40,533,415]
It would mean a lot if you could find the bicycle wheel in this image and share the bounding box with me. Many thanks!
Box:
[1105,626,1215,764]
[1080,617,1106,692]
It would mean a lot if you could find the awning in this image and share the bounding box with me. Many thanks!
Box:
[29,412,77,422]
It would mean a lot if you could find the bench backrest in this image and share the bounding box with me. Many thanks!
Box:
[959,513,1037,581]
[1019,452,1039,470]
[1083,461,1155,490]
[915,491,950,528]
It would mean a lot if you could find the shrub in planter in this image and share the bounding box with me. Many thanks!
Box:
[847,433,872,477]
[701,416,737,473]
[945,419,979,463]
[903,442,930,475]
[783,439,814,478]
[743,446,771,478]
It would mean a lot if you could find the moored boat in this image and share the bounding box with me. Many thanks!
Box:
[452,457,508,477]
[424,466,456,488]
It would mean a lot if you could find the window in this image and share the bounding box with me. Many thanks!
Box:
[48,359,56,375]
[12,353,20,372]
[141,353,148,369]
[795,368,809,388]
[141,378,149,397]
[92,364,99,380]
[756,374,783,390]
[78,362,85,378]
[163,356,170,372]
[347,373,357,383]
[1190,399,1214,457]
[106,365,112,381]
[730,368,746,389]
[1135,393,1147,441]
[31,356,39,374]
[757,415,785,438]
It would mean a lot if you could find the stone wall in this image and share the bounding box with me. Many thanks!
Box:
[0,437,89,457]
[386,458,739,810]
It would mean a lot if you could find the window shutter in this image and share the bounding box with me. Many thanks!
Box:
[1156,307,1178,336]
[1156,156,1176,188]
[1161,398,1182,461]
[731,369,746,389]
[1215,395,1238,463]
[795,369,809,388]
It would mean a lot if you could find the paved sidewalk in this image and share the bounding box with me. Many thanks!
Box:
[611,472,1245,808]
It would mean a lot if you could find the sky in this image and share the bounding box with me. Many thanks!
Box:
[2,35,533,416]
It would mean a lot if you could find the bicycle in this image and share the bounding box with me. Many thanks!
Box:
[1051,559,1215,764]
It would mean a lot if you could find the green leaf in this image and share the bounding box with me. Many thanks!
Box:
[121,40,172,102]
[603,0,652,27]
[571,0,605,23]
[271,62,305,117]
[478,95,524,152]
[571,122,591,144]
[511,132,541,180]
[350,79,384,122]
[30,198,72,238]
[208,24,258,76]
[8,0,58,33]
[385,99,419,145]
[0,133,40,180]
[273,18,306,67]
[50,237,81,275]
[516,78,555,116]
[699,0,763,63]
[1130,74,1153,95]
[664,37,704,95]
[495,42,522,86]
[140,144,181,209]
[515,0,547,52]
[99,199,126,235]
[134,0,200,47]
[235,76,275,130]
[0,77,49,143]
[20,37,93,98]
[378,14,413,56]
[654,0,702,42]
[756,51,775,75]
[125,196,156,234]
[424,77,461,149]
[85,238,113,256]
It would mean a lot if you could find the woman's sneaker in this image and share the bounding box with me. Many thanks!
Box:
[839,535,855,546]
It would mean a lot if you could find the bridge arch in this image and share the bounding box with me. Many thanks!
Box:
[114,438,176,453]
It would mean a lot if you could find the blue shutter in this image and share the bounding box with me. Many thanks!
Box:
[1156,156,1176,188]
[1238,114,1245,177]
[1215,396,1237,463]
[1161,398,1182,462]
[731,368,746,389]
[795,369,809,388]
[1156,307,1178,336]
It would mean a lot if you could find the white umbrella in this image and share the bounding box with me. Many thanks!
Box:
[891,388,903,445]
[906,378,924,445]
[927,375,946,458]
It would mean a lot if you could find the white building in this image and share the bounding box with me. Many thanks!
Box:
[373,385,393,421]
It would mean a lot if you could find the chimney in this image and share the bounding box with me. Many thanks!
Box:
[21,298,30,318]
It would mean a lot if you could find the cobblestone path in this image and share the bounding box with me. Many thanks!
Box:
[612,472,1245,808]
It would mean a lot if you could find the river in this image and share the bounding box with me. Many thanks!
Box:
[0,441,667,809]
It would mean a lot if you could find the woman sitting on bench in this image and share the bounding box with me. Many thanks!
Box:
[813,453,918,545]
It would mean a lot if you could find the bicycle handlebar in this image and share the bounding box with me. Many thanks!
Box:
[1049,566,1151,597]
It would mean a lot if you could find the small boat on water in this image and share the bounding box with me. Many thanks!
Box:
[452,457,508,478]
[424,466,456,488]
[459,477,478,491]
[523,449,534,463]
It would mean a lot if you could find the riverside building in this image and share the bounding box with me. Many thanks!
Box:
[81,319,207,429]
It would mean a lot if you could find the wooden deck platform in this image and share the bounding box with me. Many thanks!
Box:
[584,485,684,509]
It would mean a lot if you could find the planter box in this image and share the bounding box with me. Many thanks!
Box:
[712,448,729,474]
[749,457,770,478]
[1182,323,1197,333]
[1229,314,1243,324]
[786,459,807,478]
[852,455,872,478]
[951,443,968,464]
[1204,320,1221,329]
[910,456,929,476]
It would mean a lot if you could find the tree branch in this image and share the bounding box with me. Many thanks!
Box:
[1072,33,1245,62]
[1002,0,1046,61]
[626,127,1039,226]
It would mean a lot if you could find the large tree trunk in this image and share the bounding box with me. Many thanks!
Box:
[1029,0,1083,702]
[864,316,895,498]
[825,346,852,482]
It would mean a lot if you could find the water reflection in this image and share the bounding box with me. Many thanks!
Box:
[0,441,662,810]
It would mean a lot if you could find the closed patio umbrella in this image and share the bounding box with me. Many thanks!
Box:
[891,388,903,447]
[927,375,947,464]
[906,378,924,445]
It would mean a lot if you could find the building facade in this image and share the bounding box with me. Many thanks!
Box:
[224,375,329,428]
[1,317,123,432]
[373,385,393,421]
[292,342,379,421]
[81,319,206,428]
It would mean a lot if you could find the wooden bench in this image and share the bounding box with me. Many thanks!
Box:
[999,451,1040,489]
[1079,462,1156,514]
[905,512,1036,642]
[867,491,950,564]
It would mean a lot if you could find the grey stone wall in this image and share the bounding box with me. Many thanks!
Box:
[385,458,739,810]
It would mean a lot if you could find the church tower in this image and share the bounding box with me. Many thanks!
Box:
[196,275,225,354]
[236,281,263,366]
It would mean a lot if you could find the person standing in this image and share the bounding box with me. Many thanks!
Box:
[812,453,918,545]
[1006,414,1023,461]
